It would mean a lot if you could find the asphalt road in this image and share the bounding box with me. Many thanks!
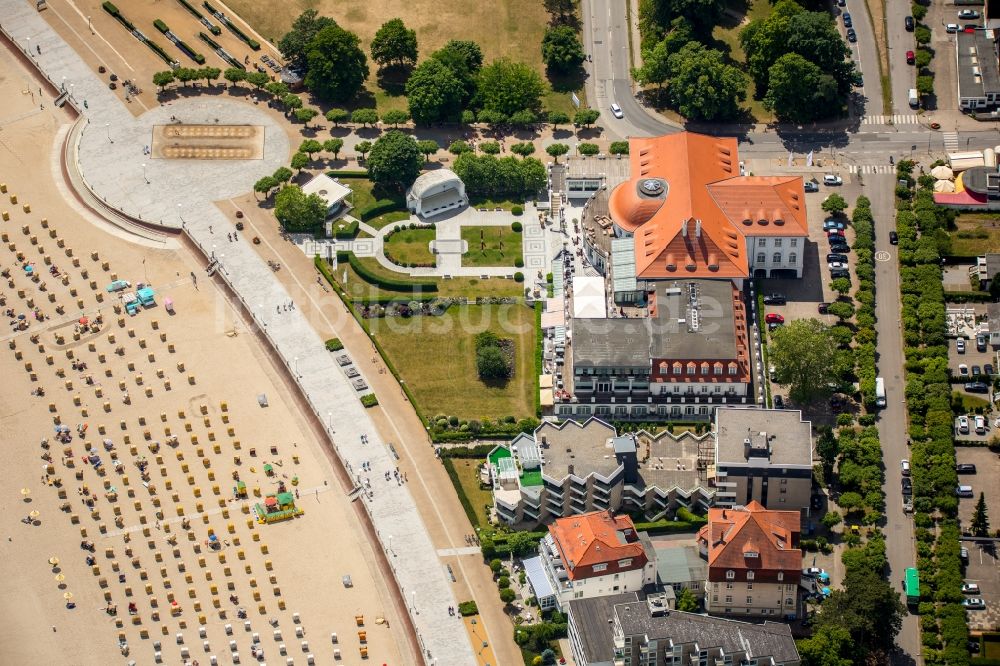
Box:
[883,0,916,114]
[841,0,884,117]
[868,174,922,665]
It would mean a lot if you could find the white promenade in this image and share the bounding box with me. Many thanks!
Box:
[0,3,474,664]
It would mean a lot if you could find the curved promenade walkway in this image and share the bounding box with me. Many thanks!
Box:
[0,3,474,664]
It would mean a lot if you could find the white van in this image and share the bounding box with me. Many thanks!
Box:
[908,88,919,108]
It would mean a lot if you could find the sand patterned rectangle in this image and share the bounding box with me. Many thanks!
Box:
[151,124,265,160]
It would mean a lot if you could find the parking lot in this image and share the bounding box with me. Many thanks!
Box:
[956,448,1000,525]
[961,539,1000,631]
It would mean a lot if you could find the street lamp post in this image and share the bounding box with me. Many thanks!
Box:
[105,123,113,143]
[142,163,149,184]
[294,356,299,376]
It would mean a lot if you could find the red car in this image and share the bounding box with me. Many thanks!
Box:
[765,313,785,324]
[906,50,915,65]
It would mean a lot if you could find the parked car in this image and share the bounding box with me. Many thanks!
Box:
[906,50,915,65]
[827,229,846,240]
[846,28,857,42]
[901,477,913,495]
[823,219,846,231]
[828,261,847,271]
[957,462,977,474]
[957,337,966,353]
[965,382,990,393]
[984,363,994,376]
[830,268,851,279]
[774,395,784,408]
[843,12,853,26]
[824,174,843,185]
[802,567,824,577]
[889,230,899,244]
[962,582,981,594]
[958,9,980,19]
[830,243,851,254]
[961,546,969,561]
[946,23,960,32]
[962,598,986,610]
[765,313,785,325]
[958,416,970,434]
[972,365,982,377]
[763,293,787,305]
[903,496,913,513]
[959,363,969,376]
[818,302,831,314]
[804,180,820,192]
[905,15,915,31]
[827,253,848,263]
[977,333,987,351]
[975,415,986,433]
[610,103,624,119]
[901,459,911,476]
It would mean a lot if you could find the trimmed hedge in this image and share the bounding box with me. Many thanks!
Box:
[333,218,359,239]
[360,393,378,407]
[154,18,169,33]
[338,251,437,292]
[204,1,260,49]
[945,290,992,303]
[324,338,344,351]
[534,302,543,417]
[326,170,369,178]
[102,1,119,15]
[442,458,481,527]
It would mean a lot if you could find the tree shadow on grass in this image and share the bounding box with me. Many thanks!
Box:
[547,65,587,95]
[376,65,412,97]
[479,377,511,390]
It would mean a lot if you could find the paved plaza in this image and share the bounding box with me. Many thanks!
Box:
[1,1,474,663]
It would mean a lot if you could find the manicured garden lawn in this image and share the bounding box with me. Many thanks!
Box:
[342,177,408,228]
[984,632,1000,659]
[368,210,411,230]
[950,213,1000,256]
[368,304,536,420]
[443,457,493,528]
[383,227,437,266]
[461,225,523,267]
[335,255,521,299]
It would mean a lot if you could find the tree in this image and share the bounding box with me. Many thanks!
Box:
[405,59,465,125]
[272,166,293,184]
[814,567,905,657]
[478,345,511,379]
[253,176,278,200]
[541,25,585,73]
[299,139,323,157]
[245,71,270,90]
[351,108,379,127]
[544,0,577,23]
[821,511,842,528]
[609,141,629,155]
[548,111,571,128]
[972,492,990,537]
[282,93,303,113]
[201,67,221,86]
[174,67,199,87]
[822,193,848,215]
[417,139,439,161]
[829,277,852,297]
[325,108,350,126]
[278,9,338,71]
[355,140,373,160]
[381,109,410,127]
[431,40,484,104]
[449,140,473,155]
[675,587,699,612]
[499,588,516,604]
[546,143,569,163]
[578,143,599,156]
[797,625,855,666]
[370,18,418,69]
[291,152,310,172]
[223,67,245,88]
[304,24,369,103]
[667,43,747,121]
[916,75,933,97]
[509,110,537,127]
[763,53,839,122]
[323,138,344,160]
[511,142,536,157]
[152,70,175,91]
[640,0,725,36]
[294,107,319,126]
[366,131,422,189]
[826,301,855,320]
[480,140,502,155]
[816,427,839,471]
[769,318,842,403]
[274,185,327,232]
[265,81,289,98]
[633,18,694,88]
[477,58,544,117]
[990,273,1000,302]
[574,108,600,127]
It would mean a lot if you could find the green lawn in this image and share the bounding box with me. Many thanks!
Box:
[368,210,411,230]
[985,632,1000,659]
[368,304,537,420]
[336,255,521,299]
[444,457,493,528]
[461,225,523,267]
[383,227,437,266]
[710,0,774,122]
[951,214,1000,256]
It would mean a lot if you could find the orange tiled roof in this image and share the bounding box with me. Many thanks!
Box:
[607,133,808,280]
[697,501,801,574]
[549,511,646,580]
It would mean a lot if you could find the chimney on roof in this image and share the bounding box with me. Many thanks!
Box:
[695,220,702,238]
[723,509,727,519]
[681,220,688,237]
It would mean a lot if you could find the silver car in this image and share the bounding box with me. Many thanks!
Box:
[610,103,624,119]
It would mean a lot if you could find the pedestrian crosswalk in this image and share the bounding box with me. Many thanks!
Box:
[943,131,960,152]
[861,114,921,125]
[847,164,896,174]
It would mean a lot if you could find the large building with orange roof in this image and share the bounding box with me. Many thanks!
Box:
[696,502,802,619]
[597,132,809,283]
[531,510,657,610]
